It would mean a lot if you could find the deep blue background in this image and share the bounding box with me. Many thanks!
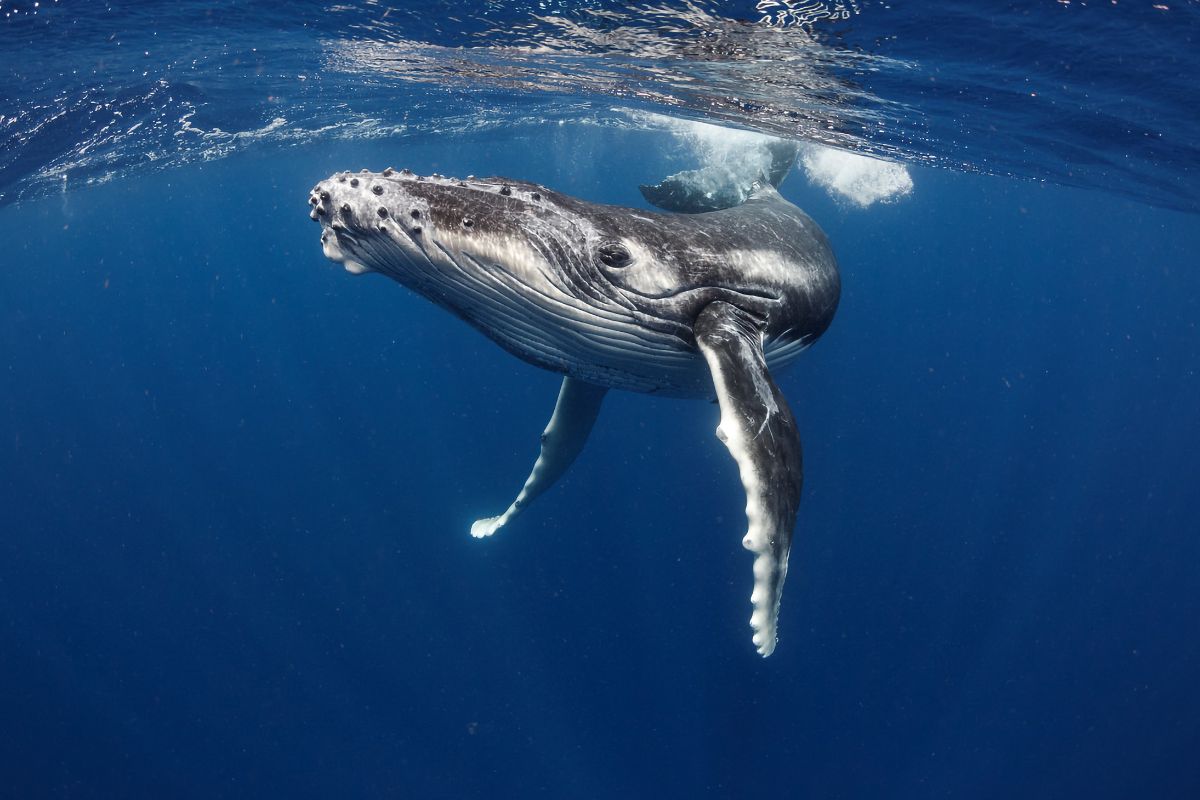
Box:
[1,123,1198,798]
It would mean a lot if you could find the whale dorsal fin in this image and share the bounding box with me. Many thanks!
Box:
[639,137,800,214]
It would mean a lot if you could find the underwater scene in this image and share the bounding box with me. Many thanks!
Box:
[1,1,1198,797]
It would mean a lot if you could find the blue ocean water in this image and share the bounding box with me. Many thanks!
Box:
[2,2,1199,798]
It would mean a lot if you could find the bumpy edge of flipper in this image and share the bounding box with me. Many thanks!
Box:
[694,301,803,657]
[471,377,608,538]
[639,138,801,214]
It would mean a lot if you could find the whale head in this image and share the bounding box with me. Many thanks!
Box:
[309,168,605,291]
[308,167,714,391]
[308,167,836,395]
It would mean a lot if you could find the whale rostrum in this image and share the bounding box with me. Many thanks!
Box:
[308,159,840,656]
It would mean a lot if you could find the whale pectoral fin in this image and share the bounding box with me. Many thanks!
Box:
[694,301,803,657]
[470,377,608,539]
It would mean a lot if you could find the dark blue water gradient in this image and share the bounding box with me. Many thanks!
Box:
[1,121,1197,797]
[2,1,1198,211]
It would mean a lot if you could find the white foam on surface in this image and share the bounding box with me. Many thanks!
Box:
[798,143,914,207]
[632,111,914,208]
[640,112,788,193]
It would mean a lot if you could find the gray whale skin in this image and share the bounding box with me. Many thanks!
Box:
[307,160,840,656]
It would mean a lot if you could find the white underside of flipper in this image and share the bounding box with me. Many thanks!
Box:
[694,301,803,657]
[471,377,607,538]
[714,409,787,656]
[470,513,509,539]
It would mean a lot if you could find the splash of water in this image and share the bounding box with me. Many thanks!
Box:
[798,144,913,208]
[633,111,913,208]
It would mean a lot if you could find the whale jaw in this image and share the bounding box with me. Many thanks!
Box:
[308,169,713,396]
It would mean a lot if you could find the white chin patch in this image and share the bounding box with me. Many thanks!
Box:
[321,233,345,262]
[321,232,370,275]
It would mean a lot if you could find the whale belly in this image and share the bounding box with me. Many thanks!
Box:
[462,290,811,397]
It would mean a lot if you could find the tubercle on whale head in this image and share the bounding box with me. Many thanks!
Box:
[308,167,550,223]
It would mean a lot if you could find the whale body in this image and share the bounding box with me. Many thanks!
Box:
[308,161,840,655]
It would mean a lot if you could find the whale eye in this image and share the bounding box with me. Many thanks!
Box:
[597,242,632,269]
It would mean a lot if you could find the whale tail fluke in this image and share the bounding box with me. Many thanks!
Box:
[639,137,800,214]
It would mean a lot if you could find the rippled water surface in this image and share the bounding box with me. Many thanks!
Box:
[3,0,1198,210]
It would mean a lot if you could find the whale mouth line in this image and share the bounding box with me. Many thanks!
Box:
[623,282,782,306]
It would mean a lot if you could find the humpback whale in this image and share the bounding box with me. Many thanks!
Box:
[307,151,840,656]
